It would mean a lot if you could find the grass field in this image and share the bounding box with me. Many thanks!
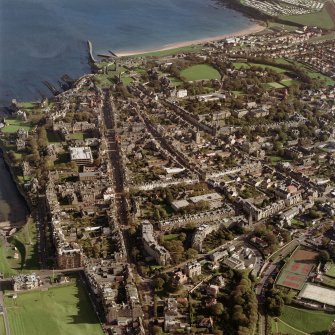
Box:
[180,64,220,81]
[272,317,307,335]
[264,82,286,89]
[279,305,335,335]
[69,133,85,141]
[0,239,17,277]
[0,220,39,277]
[326,264,335,278]
[5,277,103,335]
[128,44,203,57]
[1,119,32,134]
[248,63,287,73]
[47,130,64,144]
[281,6,334,29]
[0,315,6,335]
[10,220,39,271]
[162,233,180,241]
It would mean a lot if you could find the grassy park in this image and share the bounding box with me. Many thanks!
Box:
[1,119,32,134]
[180,64,220,81]
[281,6,335,30]
[0,220,39,277]
[272,305,335,335]
[5,277,103,335]
[0,315,6,335]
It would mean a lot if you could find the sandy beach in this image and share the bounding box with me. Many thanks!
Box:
[117,23,265,57]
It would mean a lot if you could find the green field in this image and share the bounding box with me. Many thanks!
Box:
[0,220,39,277]
[47,130,64,144]
[233,62,250,70]
[0,315,6,335]
[5,278,103,335]
[248,63,287,73]
[272,317,306,335]
[281,6,334,30]
[162,233,180,241]
[1,119,32,134]
[278,305,335,335]
[326,264,335,278]
[264,82,286,89]
[0,239,17,277]
[128,44,203,58]
[180,64,220,81]
[69,132,85,141]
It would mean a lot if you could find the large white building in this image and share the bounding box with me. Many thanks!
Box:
[69,146,93,165]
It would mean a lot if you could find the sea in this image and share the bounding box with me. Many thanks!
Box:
[0,0,253,105]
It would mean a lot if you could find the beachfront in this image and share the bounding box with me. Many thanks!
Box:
[116,23,265,57]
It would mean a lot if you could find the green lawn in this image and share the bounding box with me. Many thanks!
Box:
[248,63,287,73]
[280,79,296,87]
[18,102,37,110]
[269,155,284,163]
[180,64,220,81]
[9,220,39,271]
[5,277,103,335]
[281,6,334,29]
[291,219,305,228]
[169,76,183,87]
[128,44,203,58]
[0,239,17,277]
[233,62,250,70]
[0,315,6,335]
[264,82,286,89]
[1,119,32,134]
[69,133,85,141]
[279,305,335,335]
[322,275,335,289]
[122,76,133,86]
[162,234,180,241]
[272,317,306,335]
[326,264,335,278]
[47,130,64,144]
[0,220,39,277]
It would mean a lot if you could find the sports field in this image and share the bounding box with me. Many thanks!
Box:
[272,305,335,335]
[180,64,220,81]
[5,277,103,335]
[276,249,317,290]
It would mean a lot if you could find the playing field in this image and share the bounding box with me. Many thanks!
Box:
[277,305,335,335]
[276,249,317,290]
[180,64,220,81]
[5,277,103,335]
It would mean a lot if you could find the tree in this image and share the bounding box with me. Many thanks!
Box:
[318,250,330,263]
[154,277,165,290]
[210,302,224,316]
[186,248,198,260]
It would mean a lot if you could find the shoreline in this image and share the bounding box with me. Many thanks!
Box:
[116,23,265,57]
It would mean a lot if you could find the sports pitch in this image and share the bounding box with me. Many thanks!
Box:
[276,249,318,290]
[4,277,103,335]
